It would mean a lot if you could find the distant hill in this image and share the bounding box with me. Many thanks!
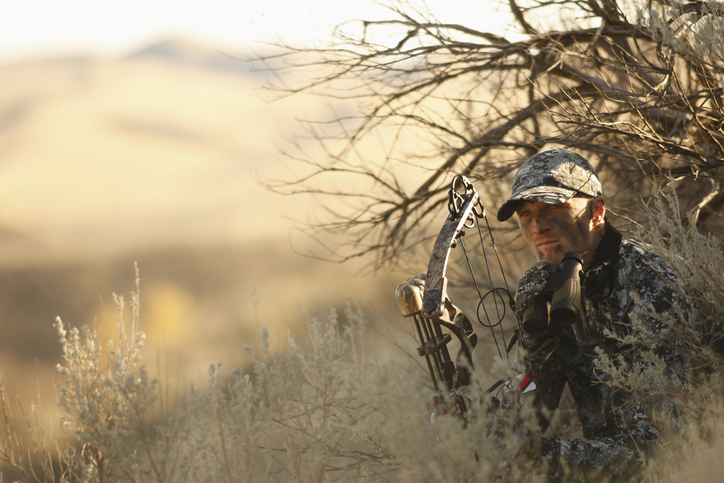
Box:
[0,38,322,265]
[127,38,274,77]
[0,41,401,423]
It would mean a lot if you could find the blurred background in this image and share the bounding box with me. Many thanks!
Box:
[0,0,433,423]
[0,0,527,436]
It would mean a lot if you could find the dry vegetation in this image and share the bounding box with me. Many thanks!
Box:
[261,0,724,270]
[1,0,724,480]
[0,193,721,482]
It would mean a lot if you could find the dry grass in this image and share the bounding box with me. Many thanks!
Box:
[0,269,538,482]
[1,193,723,482]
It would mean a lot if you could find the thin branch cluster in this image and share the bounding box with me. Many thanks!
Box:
[261,0,724,267]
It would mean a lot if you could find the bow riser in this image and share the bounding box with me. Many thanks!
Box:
[397,175,515,415]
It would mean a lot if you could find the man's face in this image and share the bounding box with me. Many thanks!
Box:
[516,196,603,266]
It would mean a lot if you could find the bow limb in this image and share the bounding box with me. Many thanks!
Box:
[422,175,481,319]
[421,190,478,319]
[421,176,480,394]
[398,175,521,406]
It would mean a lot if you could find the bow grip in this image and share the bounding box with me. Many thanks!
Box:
[395,274,426,317]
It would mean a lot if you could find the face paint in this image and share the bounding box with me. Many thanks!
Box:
[516,196,603,266]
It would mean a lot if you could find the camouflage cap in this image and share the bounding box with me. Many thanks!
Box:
[497,149,603,222]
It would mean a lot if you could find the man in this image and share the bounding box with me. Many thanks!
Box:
[497,149,683,481]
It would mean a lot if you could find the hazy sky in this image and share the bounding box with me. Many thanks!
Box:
[0,0,507,63]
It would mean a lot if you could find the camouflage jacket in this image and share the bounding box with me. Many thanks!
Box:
[522,222,682,481]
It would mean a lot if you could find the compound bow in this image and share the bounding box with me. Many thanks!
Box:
[396,175,517,415]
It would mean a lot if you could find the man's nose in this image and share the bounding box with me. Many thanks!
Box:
[530,215,550,234]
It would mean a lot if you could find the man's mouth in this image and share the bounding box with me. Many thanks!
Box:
[536,240,560,250]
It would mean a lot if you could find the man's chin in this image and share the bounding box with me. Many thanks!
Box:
[536,249,565,266]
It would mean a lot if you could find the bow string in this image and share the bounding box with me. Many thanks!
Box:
[396,175,518,414]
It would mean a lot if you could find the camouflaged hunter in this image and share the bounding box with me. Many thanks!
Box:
[499,149,684,481]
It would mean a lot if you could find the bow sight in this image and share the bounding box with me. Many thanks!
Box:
[395,175,514,415]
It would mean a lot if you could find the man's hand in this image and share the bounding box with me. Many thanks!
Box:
[514,261,556,322]
[395,273,426,317]
[515,261,562,359]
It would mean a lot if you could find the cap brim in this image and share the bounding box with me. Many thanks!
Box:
[496,186,578,222]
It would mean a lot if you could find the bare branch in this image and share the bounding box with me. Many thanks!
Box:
[255,0,724,267]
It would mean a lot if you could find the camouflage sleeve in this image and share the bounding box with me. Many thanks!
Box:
[524,345,662,482]
[531,422,660,482]
[618,244,691,376]
[523,337,567,433]
[518,242,673,481]
[512,262,568,431]
[524,243,671,482]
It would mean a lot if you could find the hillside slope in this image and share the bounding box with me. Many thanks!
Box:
[0,40,402,412]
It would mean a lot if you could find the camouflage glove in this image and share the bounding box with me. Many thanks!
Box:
[514,261,556,321]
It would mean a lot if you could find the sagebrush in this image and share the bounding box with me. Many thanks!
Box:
[1,192,724,481]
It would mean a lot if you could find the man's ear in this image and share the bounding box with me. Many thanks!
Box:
[592,196,606,227]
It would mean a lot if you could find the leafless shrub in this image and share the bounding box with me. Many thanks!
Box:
[256,0,724,268]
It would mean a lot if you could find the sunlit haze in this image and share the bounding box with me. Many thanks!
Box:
[0,0,512,447]
[0,0,508,63]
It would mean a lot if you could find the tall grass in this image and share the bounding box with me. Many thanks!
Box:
[1,191,724,482]
[0,272,537,482]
